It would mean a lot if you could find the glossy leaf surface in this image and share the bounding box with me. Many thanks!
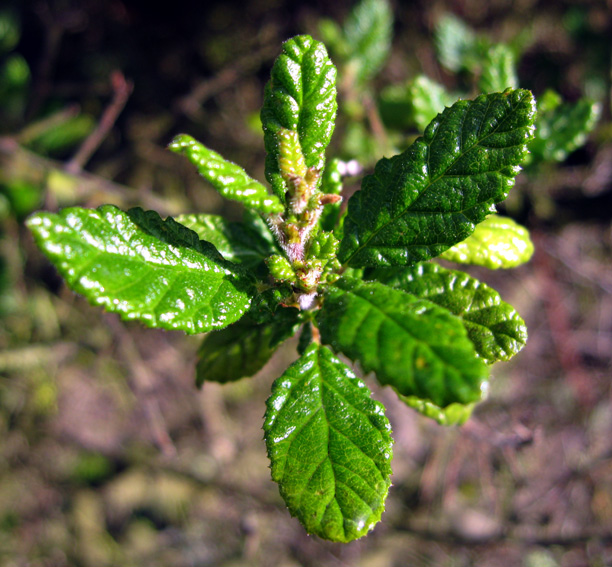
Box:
[26,206,253,334]
[261,35,337,200]
[175,213,277,270]
[196,310,300,385]
[338,89,536,267]
[440,215,533,269]
[368,262,527,364]
[264,343,393,542]
[317,278,488,407]
[169,134,283,214]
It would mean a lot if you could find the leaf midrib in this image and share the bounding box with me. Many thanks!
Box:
[343,91,529,265]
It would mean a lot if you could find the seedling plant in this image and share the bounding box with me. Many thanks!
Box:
[27,34,537,542]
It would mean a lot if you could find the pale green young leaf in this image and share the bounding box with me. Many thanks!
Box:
[261,35,337,200]
[266,254,297,283]
[317,278,488,407]
[264,343,393,542]
[479,44,518,94]
[400,395,476,426]
[338,89,537,267]
[169,134,283,214]
[196,309,300,385]
[368,262,528,363]
[174,213,277,270]
[342,0,393,84]
[439,215,533,269]
[26,205,254,334]
[529,94,600,165]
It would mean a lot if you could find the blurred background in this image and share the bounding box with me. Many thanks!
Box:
[1,0,611,565]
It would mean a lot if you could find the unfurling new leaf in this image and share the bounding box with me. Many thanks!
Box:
[261,35,337,200]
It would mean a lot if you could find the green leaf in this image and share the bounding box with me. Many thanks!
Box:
[318,18,346,56]
[529,93,600,165]
[169,134,283,214]
[0,9,20,54]
[434,13,479,73]
[342,0,393,84]
[266,254,297,283]
[367,262,528,364]
[479,44,518,94]
[264,343,393,542]
[317,278,488,407]
[242,207,278,248]
[297,322,314,355]
[319,158,343,232]
[439,215,534,269]
[196,310,300,385]
[400,395,476,426]
[338,89,536,267]
[28,114,96,156]
[379,75,456,132]
[174,213,277,270]
[26,205,254,334]
[261,35,337,200]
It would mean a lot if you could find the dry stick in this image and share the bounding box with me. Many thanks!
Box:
[0,136,171,213]
[65,71,134,175]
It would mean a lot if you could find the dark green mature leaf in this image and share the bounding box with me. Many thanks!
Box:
[439,215,533,269]
[317,278,488,407]
[196,310,300,385]
[247,285,294,325]
[175,213,277,270]
[26,205,254,334]
[338,89,536,267]
[169,134,283,214]
[264,343,393,542]
[368,262,527,364]
[342,0,392,84]
[529,92,600,165]
[261,35,337,200]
